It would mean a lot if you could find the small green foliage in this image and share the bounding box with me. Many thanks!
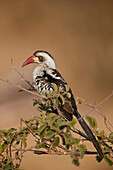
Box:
[7,128,17,136]
[38,98,42,105]
[104,156,113,166]
[67,92,71,98]
[3,164,12,170]
[55,98,59,107]
[76,97,84,104]
[0,83,113,169]
[96,155,103,162]
[86,116,97,128]
[51,83,58,93]
[69,137,80,145]
[21,137,27,148]
[59,94,65,105]
[109,132,113,143]
[52,137,60,147]
[72,157,79,166]
[100,130,105,138]
[39,125,47,134]
[103,144,112,153]
[60,135,66,145]
[65,85,70,92]
[46,130,56,138]
[33,99,38,106]
[0,141,2,154]
[70,118,77,127]
[78,144,86,159]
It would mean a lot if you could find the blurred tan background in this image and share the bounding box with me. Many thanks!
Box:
[0,0,113,169]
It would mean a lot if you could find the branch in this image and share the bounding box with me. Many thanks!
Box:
[70,127,90,141]
[11,59,34,89]
[96,91,113,107]
[0,78,46,99]
[84,101,113,131]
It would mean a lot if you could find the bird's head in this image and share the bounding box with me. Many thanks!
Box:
[22,50,56,69]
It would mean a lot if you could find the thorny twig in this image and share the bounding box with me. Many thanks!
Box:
[11,59,34,89]
[0,78,46,99]
[21,119,66,152]
[84,99,113,132]
[21,118,40,141]
[2,139,113,169]
[1,142,45,169]
[3,147,104,155]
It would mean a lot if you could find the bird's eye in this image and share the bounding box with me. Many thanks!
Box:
[38,56,44,62]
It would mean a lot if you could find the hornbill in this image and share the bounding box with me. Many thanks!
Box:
[22,50,103,159]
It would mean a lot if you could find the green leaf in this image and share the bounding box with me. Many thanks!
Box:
[39,125,47,134]
[78,144,86,159]
[15,168,24,170]
[72,159,79,166]
[76,97,84,104]
[40,127,47,138]
[70,118,77,127]
[63,135,70,146]
[46,130,56,138]
[39,142,45,148]
[3,164,12,170]
[6,128,17,138]
[38,98,42,104]
[46,113,56,120]
[86,116,97,128]
[59,95,65,105]
[69,137,80,145]
[55,98,59,107]
[51,83,58,93]
[41,111,46,122]
[60,135,66,145]
[70,151,74,158]
[67,92,71,98]
[0,141,2,154]
[2,141,8,151]
[38,103,45,110]
[66,127,70,133]
[21,138,27,148]
[15,151,21,160]
[100,130,105,138]
[66,144,70,150]
[33,116,42,121]
[7,128,17,134]
[104,156,113,166]
[109,132,113,143]
[104,144,112,153]
[96,155,103,162]
[59,122,69,130]
[50,115,60,122]
[33,99,38,106]
[109,132,113,138]
[46,99,50,107]
[65,85,70,92]
[52,137,60,147]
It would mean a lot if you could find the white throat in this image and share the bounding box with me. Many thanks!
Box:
[33,65,44,81]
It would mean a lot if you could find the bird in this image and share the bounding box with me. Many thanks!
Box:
[22,50,103,159]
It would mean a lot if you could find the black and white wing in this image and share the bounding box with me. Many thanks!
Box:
[34,68,77,121]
